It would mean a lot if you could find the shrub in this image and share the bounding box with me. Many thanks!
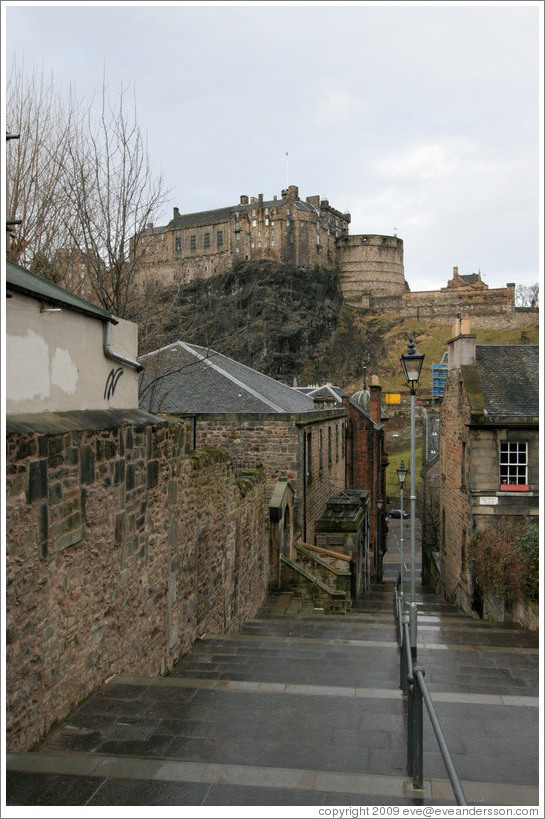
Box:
[471,517,539,605]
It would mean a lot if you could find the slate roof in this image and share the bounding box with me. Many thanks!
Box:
[296,384,348,405]
[460,273,482,285]
[6,261,116,324]
[139,341,316,415]
[467,345,539,420]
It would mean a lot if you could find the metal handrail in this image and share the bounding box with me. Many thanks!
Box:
[393,584,467,805]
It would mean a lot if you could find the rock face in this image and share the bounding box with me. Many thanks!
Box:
[137,260,344,381]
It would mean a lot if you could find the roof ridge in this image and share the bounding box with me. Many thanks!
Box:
[179,342,286,412]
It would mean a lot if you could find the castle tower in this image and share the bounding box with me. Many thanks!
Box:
[336,234,406,306]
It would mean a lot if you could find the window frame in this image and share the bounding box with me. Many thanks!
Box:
[499,441,529,490]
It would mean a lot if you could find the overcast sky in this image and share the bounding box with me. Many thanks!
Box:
[3,1,542,292]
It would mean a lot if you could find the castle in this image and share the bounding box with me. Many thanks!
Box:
[136,184,536,330]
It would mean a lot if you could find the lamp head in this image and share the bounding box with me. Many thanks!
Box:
[397,460,408,488]
[401,338,425,392]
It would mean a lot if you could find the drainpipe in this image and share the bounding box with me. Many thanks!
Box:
[103,320,143,372]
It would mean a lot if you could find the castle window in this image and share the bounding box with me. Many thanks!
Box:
[265,207,269,215]
[217,230,223,247]
[271,220,275,226]
[258,231,261,237]
[235,222,240,232]
[265,218,269,226]
[257,241,261,247]
[271,241,275,246]
[252,209,256,217]
[271,229,275,237]
[235,247,240,253]
[175,236,181,252]
[251,242,255,248]
[252,219,257,227]
[190,235,196,251]
[499,441,528,488]
[204,233,210,248]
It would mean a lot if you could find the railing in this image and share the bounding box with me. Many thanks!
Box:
[393,582,468,805]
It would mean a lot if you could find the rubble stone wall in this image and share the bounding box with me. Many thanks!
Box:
[5,412,268,751]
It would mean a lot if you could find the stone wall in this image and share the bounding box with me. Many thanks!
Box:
[192,411,348,547]
[366,289,537,330]
[438,370,473,612]
[5,410,269,752]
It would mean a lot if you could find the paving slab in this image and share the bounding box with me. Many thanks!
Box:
[5,528,540,810]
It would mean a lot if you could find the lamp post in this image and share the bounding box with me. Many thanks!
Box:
[400,338,425,655]
[376,497,383,582]
[396,460,408,608]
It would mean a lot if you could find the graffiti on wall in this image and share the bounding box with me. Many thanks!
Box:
[104,367,124,400]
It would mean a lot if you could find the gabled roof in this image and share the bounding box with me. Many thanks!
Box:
[296,384,347,405]
[6,261,116,323]
[462,345,539,422]
[139,341,317,415]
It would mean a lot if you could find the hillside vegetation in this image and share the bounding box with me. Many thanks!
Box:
[132,260,539,393]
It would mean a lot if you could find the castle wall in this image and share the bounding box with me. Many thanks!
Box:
[336,235,406,304]
[367,286,537,329]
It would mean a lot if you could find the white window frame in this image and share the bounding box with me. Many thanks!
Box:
[499,441,528,487]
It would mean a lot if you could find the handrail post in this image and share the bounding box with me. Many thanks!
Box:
[400,621,408,693]
[407,670,414,772]
[411,668,424,790]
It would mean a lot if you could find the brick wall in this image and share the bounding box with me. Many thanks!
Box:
[5,412,268,751]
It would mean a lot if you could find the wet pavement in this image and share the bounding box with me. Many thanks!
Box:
[5,517,540,810]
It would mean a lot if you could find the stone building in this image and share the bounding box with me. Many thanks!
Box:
[138,340,349,548]
[136,184,351,287]
[343,372,389,582]
[6,261,142,414]
[437,318,539,621]
[133,181,537,335]
[5,266,271,751]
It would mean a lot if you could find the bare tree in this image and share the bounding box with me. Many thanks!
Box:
[515,283,539,308]
[6,60,169,317]
[61,81,170,317]
[6,58,80,269]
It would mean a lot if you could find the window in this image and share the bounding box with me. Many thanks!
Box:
[204,233,210,248]
[175,236,181,252]
[217,230,223,247]
[319,429,323,472]
[306,431,312,480]
[190,235,196,251]
[500,441,528,488]
[336,424,339,462]
[328,426,332,466]
[271,229,275,237]
[252,220,257,227]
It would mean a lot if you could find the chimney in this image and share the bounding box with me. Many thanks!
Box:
[453,265,459,277]
[240,195,249,205]
[369,375,382,425]
[447,316,476,371]
[173,207,180,219]
[258,193,263,206]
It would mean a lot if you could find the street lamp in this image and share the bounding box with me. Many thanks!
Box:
[376,497,383,583]
[401,338,425,655]
[396,460,408,608]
